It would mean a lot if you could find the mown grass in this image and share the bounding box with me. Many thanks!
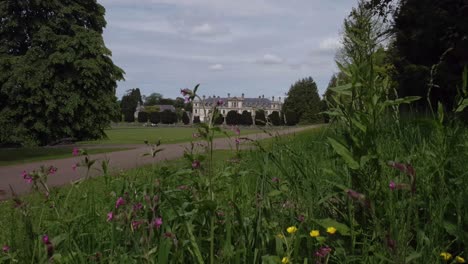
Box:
[0,121,466,263]
[0,147,131,166]
[78,126,264,145]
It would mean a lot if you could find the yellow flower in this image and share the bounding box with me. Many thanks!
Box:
[282,257,289,264]
[276,233,284,239]
[309,230,320,237]
[286,226,298,234]
[456,256,466,263]
[326,227,337,235]
[440,252,453,261]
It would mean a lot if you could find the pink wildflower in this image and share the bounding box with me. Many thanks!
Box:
[42,235,50,245]
[72,163,78,171]
[315,246,332,258]
[131,220,142,230]
[133,203,143,212]
[2,245,10,253]
[184,97,191,103]
[192,160,200,169]
[180,88,191,96]
[48,166,57,175]
[106,212,114,222]
[297,214,305,223]
[72,147,80,156]
[235,138,240,145]
[22,171,32,184]
[389,181,396,191]
[115,197,125,209]
[153,217,163,229]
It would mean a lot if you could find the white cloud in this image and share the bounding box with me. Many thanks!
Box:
[256,54,284,65]
[209,64,224,71]
[319,37,342,51]
[191,23,230,36]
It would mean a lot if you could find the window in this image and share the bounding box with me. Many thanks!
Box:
[222,110,225,114]
[195,109,198,114]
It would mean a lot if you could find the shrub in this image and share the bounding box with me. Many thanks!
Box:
[214,113,224,125]
[149,112,160,124]
[240,111,253,126]
[137,112,148,123]
[161,110,176,124]
[182,111,190,125]
[284,111,298,126]
[123,112,135,123]
[226,110,240,125]
[268,111,281,126]
[255,110,266,126]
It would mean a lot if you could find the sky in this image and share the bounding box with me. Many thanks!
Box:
[99,0,358,100]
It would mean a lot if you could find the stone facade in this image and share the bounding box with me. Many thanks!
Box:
[192,93,283,123]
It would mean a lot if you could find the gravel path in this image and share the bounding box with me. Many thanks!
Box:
[0,125,320,200]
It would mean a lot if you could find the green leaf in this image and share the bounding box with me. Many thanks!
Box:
[405,252,422,263]
[437,102,444,124]
[455,98,468,113]
[312,218,351,236]
[327,137,360,170]
[268,190,282,197]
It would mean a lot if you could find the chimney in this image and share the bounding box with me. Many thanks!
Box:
[258,96,261,99]
[213,94,215,98]
[272,96,275,101]
[262,95,264,99]
[228,93,230,98]
[203,95,206,100]
[242,93,244,99]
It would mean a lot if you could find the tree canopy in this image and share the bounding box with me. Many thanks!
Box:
[282,77,322,124]
[0,0,124,145]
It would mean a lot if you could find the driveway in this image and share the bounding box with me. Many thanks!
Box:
[0,125,319,200]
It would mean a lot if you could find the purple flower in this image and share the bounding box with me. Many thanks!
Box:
[184,97,191,103]
[297,214,305,223]
[131,220,142,230]
[133,203,143,212]
[107,212,114,222]
[153,217,163,229]
[192,160,200,169]
[48,166,57,175]
[389,181,396,191]
[180,88,192,96]
[72,163,78,171]
[2,245,10,253]
[115,197,125,209]
[217,99,224,106]
[22,171,33,184]
[272,177,280,183]
[346,189,370,208]
[72,147,80,156]
[315,246,332,258]
[235,138,240,145]
[42,235,50,245]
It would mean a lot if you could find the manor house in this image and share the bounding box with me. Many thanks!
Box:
[192,93,283,123]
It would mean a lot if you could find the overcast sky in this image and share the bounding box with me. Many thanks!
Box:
[99,0,357,100]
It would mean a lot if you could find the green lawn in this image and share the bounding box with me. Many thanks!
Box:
[78,126,264,145]
[0,147,131,166]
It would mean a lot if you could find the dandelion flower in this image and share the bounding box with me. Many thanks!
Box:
[456,256,465,263]
[281,257,289,264]
[310,230,320,237]
[286,226,298,234]
[440,252,452,261]
[326,227,337,235]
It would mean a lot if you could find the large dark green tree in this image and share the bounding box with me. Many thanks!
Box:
[0,0,124,146]
[121,88,142,122]
[282,77,322,124]
[391,0,468,111]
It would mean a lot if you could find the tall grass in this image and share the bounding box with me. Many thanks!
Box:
[1,119,466,263]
